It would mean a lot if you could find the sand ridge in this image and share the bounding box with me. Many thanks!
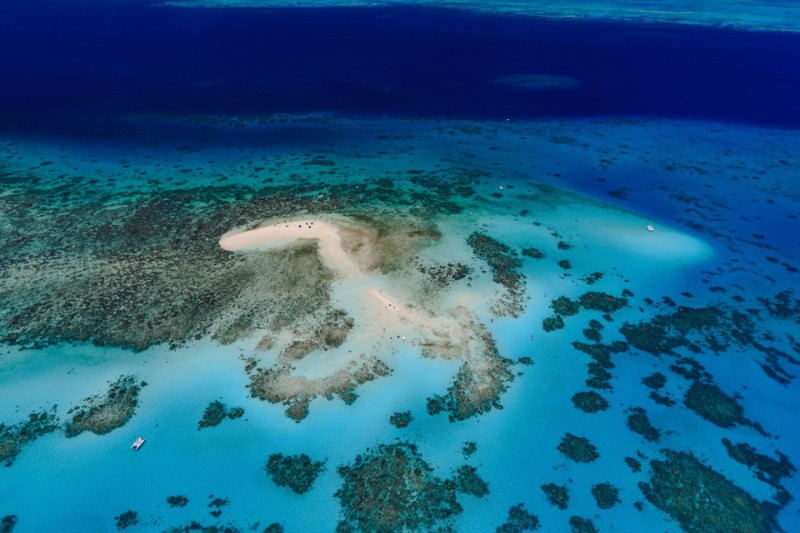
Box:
[219,218,359,277]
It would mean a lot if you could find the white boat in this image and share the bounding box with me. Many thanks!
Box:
[131,437,145,450]
[647,225,655,232]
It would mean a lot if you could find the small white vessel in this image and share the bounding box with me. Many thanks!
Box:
[131,437,146,450]
[647,225,655,232]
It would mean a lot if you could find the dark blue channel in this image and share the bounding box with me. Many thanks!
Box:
[1,0,799,136]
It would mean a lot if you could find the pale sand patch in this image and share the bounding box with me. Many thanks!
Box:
[219,218,359,277]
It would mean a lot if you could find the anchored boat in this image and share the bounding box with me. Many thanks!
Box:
[131,437,146,450]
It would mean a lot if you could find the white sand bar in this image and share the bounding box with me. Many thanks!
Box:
[219,219,358,277]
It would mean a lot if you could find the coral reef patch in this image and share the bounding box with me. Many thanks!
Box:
[639,451,780,532]
[557,433,599,463]
[0,408,59,466]
[198,401,245,430]
[66,376,142,437]
[265,453,325,495]
[335,442,486,531]
[466,232,526,317]
[1,516,17,533]
[496,504,539,532]
[167,495,189,508]
[114,510,138,530]
[571,391,609,413]
[591,482,620,509]
[541,482,569,509]
[389,411,413,429]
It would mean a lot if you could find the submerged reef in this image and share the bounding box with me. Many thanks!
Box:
[496,504,539,532]
[557,433,599,463]
[619,300,799,384]
[683,381,752,430]
[265,453,325,495]
[571,391,609,413]
[389,411,413,429]
[568,516,598,533]
[626,408,660,442]
[0,408,59,466]
[578,292,627,314]
[640,451,779,532]
[572,341,628,390]
[541,483,569,510]
[167,495,189,508]
[335,442,486,531]
[114,510,138,530]
[165,523,241,533]
[65,376,141,437]
[198,401,245,430]
[0,516,16,533]
[591,482,620,509]
[722,439,795,504]
[466,232,526,317]
[454,465,490,498]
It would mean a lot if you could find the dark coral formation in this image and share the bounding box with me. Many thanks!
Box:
[591,482,620,509]
[642,372,666,390]
[521,247,544,259]
[541,482,569,510]
[167,495,189,508]
[557,433,599,463]
[335,442,486,532]
[722,439,795,503]
[1,516,17,533]
[389,411,413,429]
[571,391,609,413]
[578,292,627,313]
[66,376,141,437]
[466,232,526,317]
[166,523,240,533]
[265,453,325,495]
[114,510,138,530]
[619,300,798,384]
[551,297,580,316]
[625,457,642,473]
[683,381,750,429]
[572,341,628,390]
[569,516,598,533]
[198,401,245,430]
[0,408,59,466]
[454,465,490,498]
[640,451,779,532]
[462,441,477,458]
[542,316,565,332]
[626,408,660,442]
[496,504,539,532]
[208,496,229,518]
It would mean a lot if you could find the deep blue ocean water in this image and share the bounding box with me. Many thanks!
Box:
[2,1,800,136]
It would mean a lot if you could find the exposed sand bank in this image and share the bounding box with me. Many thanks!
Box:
[219,218,359,277]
